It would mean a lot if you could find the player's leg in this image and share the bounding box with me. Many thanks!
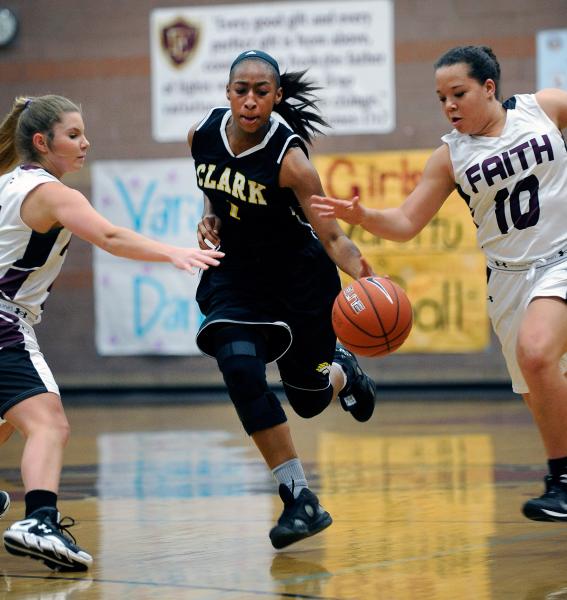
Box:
[212,324,332,548]
[3,393,92,571]
[0,336,92,571]
[333,344,377,422]
[516,296,567,521]
[280,313,376,423]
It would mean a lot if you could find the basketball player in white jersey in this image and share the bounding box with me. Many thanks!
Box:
[312,46,567,523]
[0,95,223,571]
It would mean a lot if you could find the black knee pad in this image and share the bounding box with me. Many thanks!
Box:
[214,326,287,435]
[283,382,333,419]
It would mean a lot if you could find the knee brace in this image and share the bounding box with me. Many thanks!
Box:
[214,326,287,435]
[283,381,333,419]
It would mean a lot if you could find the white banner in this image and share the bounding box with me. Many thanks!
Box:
[537,29,567,91]
[150,0,394,142]
[91,159,204,355]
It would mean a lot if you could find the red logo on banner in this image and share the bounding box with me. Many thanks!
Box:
[161,18,199,68]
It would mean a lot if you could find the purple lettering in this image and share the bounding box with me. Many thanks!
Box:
[509,141,530,169]
[502,151,515,176]
[465,163,482,193]
[530,134,554,164]
[482,156,508,187]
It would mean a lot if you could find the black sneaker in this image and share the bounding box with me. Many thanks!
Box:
[0,491,9,519]
[3,506,92,571]
[269,484,332,549]
[334,344,377,422]
[523,475,567,521]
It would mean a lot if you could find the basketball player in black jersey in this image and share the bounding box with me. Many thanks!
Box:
[188,49,377,549]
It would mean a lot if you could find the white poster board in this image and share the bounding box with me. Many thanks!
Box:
[91,159,204,355]
[537,29,567,91]
[150,0,394,141]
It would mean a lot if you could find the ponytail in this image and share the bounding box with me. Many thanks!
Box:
[0,97,28,175]
[274,70,329,145]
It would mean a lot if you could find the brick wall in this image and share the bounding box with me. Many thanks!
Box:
[0,0,562,389]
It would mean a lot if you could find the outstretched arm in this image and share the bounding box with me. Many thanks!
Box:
[22,183,223,274]
[280,147,372,279]
[535,88,567,131]
[311,145,455,242]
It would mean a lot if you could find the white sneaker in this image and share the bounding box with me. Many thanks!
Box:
[3,506,92,571]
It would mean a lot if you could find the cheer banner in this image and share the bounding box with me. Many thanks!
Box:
[91,159,204,355]
[313,150,490,352]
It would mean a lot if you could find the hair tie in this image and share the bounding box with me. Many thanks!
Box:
[23,98,33,109]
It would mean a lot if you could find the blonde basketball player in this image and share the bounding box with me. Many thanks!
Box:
[0,95,223,571]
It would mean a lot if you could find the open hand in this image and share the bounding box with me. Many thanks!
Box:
[170,247,224,274]
[310,194,366,226]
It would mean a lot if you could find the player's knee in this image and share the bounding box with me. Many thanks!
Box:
[220,354,267,400]
[283,382,333,419]
[236,389,287,435]
[217,351,286,435]
[516,331,557,377]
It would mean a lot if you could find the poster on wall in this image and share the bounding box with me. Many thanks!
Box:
[537,29,567,90]
[150,0,394,142]
[313,150,490,353]
[91,159,204,355]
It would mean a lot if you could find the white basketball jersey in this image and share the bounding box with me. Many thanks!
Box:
[442,94,567,265]
[0,165,72,322]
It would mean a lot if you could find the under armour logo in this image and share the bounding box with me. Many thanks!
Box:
[488,296,494,302]
[38,524,52,533]
[14,307,28,318]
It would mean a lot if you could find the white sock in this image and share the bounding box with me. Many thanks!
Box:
[272,458,308,498]
[330,362,348,392]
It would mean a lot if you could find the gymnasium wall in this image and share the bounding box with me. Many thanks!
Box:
[0,0,563,390]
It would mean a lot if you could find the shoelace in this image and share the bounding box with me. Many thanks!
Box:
[56,516,78,545]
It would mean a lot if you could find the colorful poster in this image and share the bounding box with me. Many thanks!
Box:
[91,159,204,355]
[313,150,490,352]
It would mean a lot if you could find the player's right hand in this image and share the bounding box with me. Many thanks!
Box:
[197,214,221,250]
[310,194,366,226]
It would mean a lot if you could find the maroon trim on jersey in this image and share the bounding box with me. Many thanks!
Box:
[0,311,24,348]
[0,228,65,300]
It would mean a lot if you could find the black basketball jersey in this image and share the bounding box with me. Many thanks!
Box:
[191,107,316,257]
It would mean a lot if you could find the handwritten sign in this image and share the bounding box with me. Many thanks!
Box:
[91,159,204,355]
[150,0,394,141]
[314,150,490,352]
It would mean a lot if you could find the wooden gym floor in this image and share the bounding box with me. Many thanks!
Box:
[1,390,566,599]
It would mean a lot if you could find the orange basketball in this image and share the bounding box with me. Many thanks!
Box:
[332,276,413,357]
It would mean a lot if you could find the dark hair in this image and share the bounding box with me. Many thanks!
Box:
[0,94,81,174]
[229,57,329,144]
[434,45,501,99]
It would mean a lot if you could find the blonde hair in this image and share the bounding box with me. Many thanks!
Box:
[0,95,81,175]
